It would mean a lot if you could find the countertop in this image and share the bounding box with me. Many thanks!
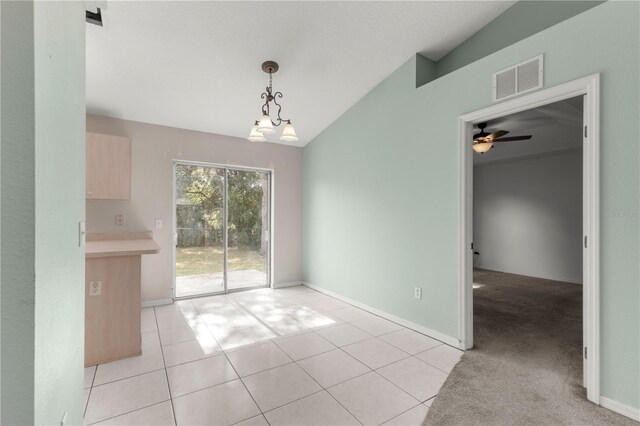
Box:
[85,232,160,258]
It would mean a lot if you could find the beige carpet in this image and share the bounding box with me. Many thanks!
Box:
[424,269,637,425]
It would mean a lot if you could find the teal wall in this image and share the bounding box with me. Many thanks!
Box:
[415,53,437,88]
[33,2,86,424]
[303,1,639,409]
[1,1,86,424]
[434,0,605,78]
[1,2,36,423]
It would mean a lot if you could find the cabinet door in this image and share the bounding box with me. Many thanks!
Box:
[86,132,131,200]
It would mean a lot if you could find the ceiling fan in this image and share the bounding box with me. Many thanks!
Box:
[472,122,532,154]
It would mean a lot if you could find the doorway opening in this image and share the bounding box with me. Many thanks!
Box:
[173,161,272,299]
[458,74,600,404]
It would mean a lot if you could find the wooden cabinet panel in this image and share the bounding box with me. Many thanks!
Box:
[85,255,141,366]
[86,132,131,200]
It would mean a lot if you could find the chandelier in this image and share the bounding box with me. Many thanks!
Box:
[248,61,298,142]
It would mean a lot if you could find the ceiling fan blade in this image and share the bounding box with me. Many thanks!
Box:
[487,130,508,140]
[492,135,533,142]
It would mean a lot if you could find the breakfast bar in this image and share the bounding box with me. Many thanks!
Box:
[84,232,160,367]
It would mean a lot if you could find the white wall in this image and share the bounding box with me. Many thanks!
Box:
[86,115,303,303]
[473,149,582,283]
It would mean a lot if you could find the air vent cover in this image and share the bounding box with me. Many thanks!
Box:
[493,55,543,102]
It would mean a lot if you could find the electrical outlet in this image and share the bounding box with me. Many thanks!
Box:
[115,214,124,226]
[89,281,102,296]
[414,287,422,300]
[155,219,163,229]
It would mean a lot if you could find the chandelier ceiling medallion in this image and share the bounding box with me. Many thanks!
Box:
[248,61,298,143]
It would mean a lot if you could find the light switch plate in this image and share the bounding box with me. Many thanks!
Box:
[79,221,86,247]
[155,219,163,229]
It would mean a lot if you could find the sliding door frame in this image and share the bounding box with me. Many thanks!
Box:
[172,160,274,300]
[457,74,600,403]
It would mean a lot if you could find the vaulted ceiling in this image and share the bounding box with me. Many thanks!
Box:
[86,1,515,146]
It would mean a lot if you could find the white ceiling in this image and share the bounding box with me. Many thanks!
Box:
[473,96,584,164]
[86,1,516,146]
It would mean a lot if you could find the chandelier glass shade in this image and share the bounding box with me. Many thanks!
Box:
[248,122,266,142]
[280,121,298,142]
[257,115,275,134]
[248,61,298,142]
[472,140,494,153]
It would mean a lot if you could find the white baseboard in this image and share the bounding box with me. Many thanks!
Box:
[600,396,640,421]
[272,281,303,289]
[142,298,173,308]
[302,282,462,349]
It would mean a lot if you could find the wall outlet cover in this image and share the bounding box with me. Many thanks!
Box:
[115,214,124,226]
[414,287,422,300]
[89,281,102,296]
[155,219,163,229]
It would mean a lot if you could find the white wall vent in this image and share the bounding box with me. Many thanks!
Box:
[493,55,543,102]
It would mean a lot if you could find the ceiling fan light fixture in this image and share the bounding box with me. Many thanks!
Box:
[473,132,488,142]
[472,141,493,154]
[471,121,532,154]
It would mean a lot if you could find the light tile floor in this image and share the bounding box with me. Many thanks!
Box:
[84,285,462,425]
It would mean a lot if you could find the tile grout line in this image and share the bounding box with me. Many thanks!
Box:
[267,326,369,424]
[265,316,378,425]
[371,368,424,403]
[193,300,270,425]
[317,328,427,424]
[294,355,366,426]
[382,400,430,425]
[85,400,173,426]
[89,363,166,388]
[411,352,457,375]
[245,290,434,424]
[327,344,410,424]
[85,310,168,425]
[259,388,327,419]
[91,287,452,425]
[83,366,98,418]
[154,305,179,426]
[286,346,356,419]
[224,289,449,420]
[201,290,365,423]
[86,290,305,424]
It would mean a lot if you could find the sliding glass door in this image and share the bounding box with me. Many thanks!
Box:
[174,163,270,298]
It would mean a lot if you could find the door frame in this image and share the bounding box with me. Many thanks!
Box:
[172,160,274,300]
[457,74,600,403]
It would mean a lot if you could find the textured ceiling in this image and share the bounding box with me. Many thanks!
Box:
[473,96,584,164]
[86,1,515,146]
